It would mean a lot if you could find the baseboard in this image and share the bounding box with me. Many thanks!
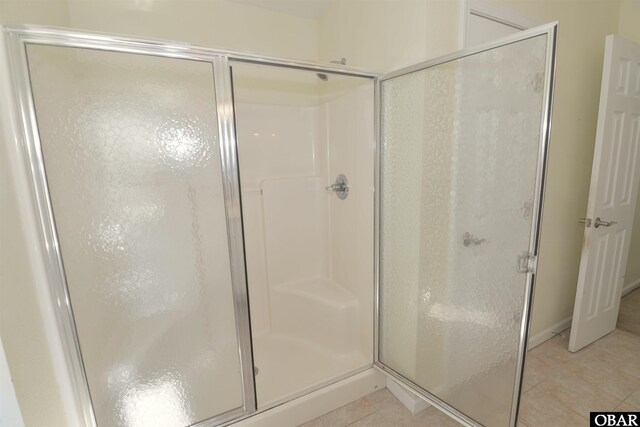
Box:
[527,316,573,350]
[622,278,640,297]
[527,280,638,350]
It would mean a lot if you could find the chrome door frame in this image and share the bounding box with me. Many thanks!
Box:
[1,24,377,427]
[373,22,558,427]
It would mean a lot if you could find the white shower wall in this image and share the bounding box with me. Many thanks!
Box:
[235,78,374,406]
[325,85,375,359]
[236,103,328,337]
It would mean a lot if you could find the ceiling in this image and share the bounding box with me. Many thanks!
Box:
[228,0,332,19]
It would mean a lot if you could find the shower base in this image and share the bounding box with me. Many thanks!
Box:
[253,277,370,407]
[236,369,384,427]
[254,333,369,407]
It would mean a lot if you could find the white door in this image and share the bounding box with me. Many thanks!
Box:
[376,24,557,427]
[569,35,640,352]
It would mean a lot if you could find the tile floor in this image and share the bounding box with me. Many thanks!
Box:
[300,289,640,427]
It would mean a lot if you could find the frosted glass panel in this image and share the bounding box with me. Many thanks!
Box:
[379,34,548,426]
[26,45,244,426]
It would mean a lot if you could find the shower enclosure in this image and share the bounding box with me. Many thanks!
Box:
[1,23,556,427]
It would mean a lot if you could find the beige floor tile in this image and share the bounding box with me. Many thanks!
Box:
[570,355,640,400]
[365,389,398,407]
[615,401,640,412]
[620,288,640,308]
[373,392,418,426]
[519,388,587,427]
[529,338,578,364]
[523,356,546,388]
[298,419,325,427]
[535,373,622,418]
[592,329,640,354]
[320,397,376,427]
[527,339,590,379]
[523,353,568,386]
[546,329,571,348]
[588,344,640,379]
[414,407,464,427]
[346,412,387,427]
[625,387,640,409]
[616,304,640,339]
[521,379,536,393]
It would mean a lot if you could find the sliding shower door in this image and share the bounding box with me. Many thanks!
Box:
[376,25,557,427]
[13,40,254,426]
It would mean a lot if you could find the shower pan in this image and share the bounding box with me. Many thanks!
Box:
[0,22,557,427]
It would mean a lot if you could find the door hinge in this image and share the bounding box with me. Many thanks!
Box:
[517,252,537,274]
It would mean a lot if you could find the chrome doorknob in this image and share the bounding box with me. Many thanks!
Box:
[463,232,485,247]
[593,217,617,228]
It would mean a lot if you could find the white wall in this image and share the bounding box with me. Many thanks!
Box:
[1,4,77,426]
[65,0,318,59]
[0,0,69,26]
[0,339,24,427]
[627,194,640,288]
[318,0,460,72]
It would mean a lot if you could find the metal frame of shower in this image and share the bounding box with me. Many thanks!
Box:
[373,22,558,427]
[2,22,557,427]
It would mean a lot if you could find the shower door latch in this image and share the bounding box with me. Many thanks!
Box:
[517,252,537,274]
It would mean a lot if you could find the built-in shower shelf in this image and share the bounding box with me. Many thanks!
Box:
[270,277,360,355]
[273,277,358,309]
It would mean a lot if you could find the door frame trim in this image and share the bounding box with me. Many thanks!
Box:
[373,22,558,427]
[461,0,543,49]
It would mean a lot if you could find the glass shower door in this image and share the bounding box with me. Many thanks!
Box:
[19,43,254,426]
[376,25,557,427]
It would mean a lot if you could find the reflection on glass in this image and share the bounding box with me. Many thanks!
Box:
[379,34,548,426]
[27,45,244,426]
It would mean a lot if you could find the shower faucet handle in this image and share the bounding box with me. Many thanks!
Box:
[325,183,347,191]
[325,174,349,200]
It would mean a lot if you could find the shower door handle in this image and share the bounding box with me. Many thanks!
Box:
[463,232,485,247]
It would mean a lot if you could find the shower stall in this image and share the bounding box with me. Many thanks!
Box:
[0,23,556,427]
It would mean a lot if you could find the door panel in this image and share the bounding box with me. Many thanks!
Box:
[570,36,640,352]
[25,44,252,426]
[377,27,556,427]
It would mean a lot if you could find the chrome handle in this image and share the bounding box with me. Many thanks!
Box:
[579,218,591,227]
[325,183,347,192]
[325,174,349,200]
[594,217,617,228]
[463,232,486,247]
